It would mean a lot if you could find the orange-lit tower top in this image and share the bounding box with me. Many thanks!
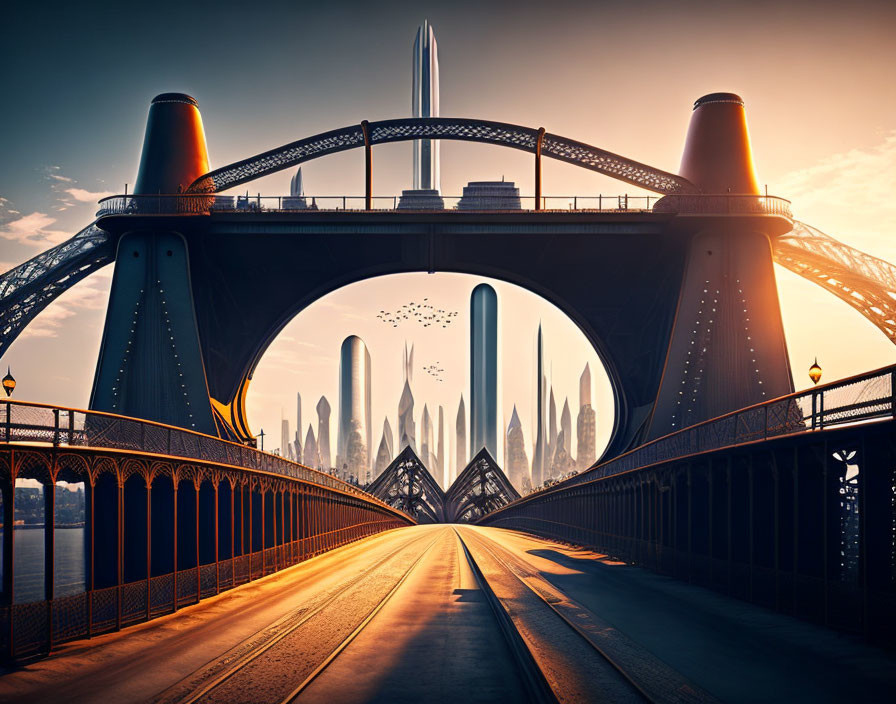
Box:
[134,93,210,195]
[678,92,760,195]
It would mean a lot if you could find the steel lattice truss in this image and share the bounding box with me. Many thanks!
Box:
[187,117,698,195]
[444,448,520,523]
[772,221,896,344]
[0,223,113,357]
[367,446,445,523]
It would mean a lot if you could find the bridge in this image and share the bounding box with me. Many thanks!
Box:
[0,91,895,700]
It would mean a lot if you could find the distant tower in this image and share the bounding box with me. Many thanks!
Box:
[412,20,440,191]
[532,324,547,487]
[506,406,529,491]
[337,335,372,477]
[374,417,394,479]
[303,424,319,468]
[560,398,572,458]
[280,417,292,460]
[437,405,445,488]
[294,392,303,464]
[455,395,466,481]
[284,167,313,210]
[398,342,416,451]
[577,363,596,471]
[547,387,558,477]
[470,283,498,460]
[421,404,434,470]
[398,382,416,452]
[316,396,331,469]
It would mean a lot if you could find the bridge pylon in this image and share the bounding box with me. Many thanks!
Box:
[90,94,217,436]
[646,93,793,439]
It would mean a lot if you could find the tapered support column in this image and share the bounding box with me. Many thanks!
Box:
[214,481,219,594]
[146,479,151,621]
[1,482,14,606]
[172,484,178,612]
[116,480,123,630]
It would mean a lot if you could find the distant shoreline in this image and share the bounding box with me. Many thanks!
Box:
[0,524,86,531]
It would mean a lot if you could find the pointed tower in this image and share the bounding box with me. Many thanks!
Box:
[412,20,440,191]
[547,387,558,477]
[455,395,467,481]
[421,404,434,471]
[532,324,547,488]
[337,335,372,476]
[316,396,331,469]
[576,363,596,470]
[505,406,529,492]
[303,424,319,469]
[294,392,303,463]
[560,398,572,457]
[374,417,394,479]
[437,405,445,488]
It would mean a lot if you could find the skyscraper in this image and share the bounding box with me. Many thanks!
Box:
[505,406,529,492]
[412,20,439,191]
[421,404,434,471]
[316,396,331,470]
[280,417,292,460]
[303,424,319,468]
[337,335,372,477]
[560,398,572,458]
[374,417,394,479]
[532,324,547,488]
[437,405,445,487]
[398,343,416,451]
[294,392,303,463]
[470,283,498,460]
[548,387,558,477]
[577,363,597,471]
[455,395,466,482]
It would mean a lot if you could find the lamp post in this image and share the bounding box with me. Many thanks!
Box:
[2,367,15,397]
[257,428,265,452]
[808,358,822,385]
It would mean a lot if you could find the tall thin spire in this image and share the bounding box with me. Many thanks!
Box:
[532,323,546,488]
[412,20,440,191]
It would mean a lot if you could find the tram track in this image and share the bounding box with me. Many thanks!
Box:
[456,526,720,704]
[155,528,442,704]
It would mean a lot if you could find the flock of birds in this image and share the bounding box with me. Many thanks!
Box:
[423,363,445,382]
[375,298,458,329]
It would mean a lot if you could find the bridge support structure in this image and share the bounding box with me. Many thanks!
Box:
[90,94,219,437]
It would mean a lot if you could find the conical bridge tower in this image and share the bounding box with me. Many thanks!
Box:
[90,94,219,437]
[646,93,793,439]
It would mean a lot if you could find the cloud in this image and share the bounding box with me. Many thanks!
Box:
[777,131,896,262]
[48,174,74,183]
[19,269,112,341]
[64,187,114,203]
[0,211,73,248]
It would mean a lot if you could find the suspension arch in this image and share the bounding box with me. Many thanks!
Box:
[187,117,699,195]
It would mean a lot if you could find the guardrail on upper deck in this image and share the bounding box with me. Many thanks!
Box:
[0,400,376,500]
[542,363,896,493]
[95,193,792,218]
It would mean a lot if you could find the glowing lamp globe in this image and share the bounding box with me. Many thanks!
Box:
[2,367,15,397]
[808,359,822,385]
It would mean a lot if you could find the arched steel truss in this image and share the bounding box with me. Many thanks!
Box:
[0,223,113,358]
[771,221,896,344]
[186,117,699,195]
[366,446,445,523]
[444,448,520,523]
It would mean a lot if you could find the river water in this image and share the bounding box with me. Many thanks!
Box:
[0,528,85,603]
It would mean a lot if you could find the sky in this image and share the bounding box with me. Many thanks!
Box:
[2,0,896,483]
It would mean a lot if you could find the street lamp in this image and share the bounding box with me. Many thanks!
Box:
[2,367,15,397]
[808,358,822,385]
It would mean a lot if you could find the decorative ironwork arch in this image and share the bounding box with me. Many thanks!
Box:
[187,117,699,196]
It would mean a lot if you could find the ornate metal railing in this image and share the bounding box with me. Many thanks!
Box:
[94,193,792,217]
[0,400,374,500]
[543,363,896,493]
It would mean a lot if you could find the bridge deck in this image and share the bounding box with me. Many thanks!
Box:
[2,525,893,703]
